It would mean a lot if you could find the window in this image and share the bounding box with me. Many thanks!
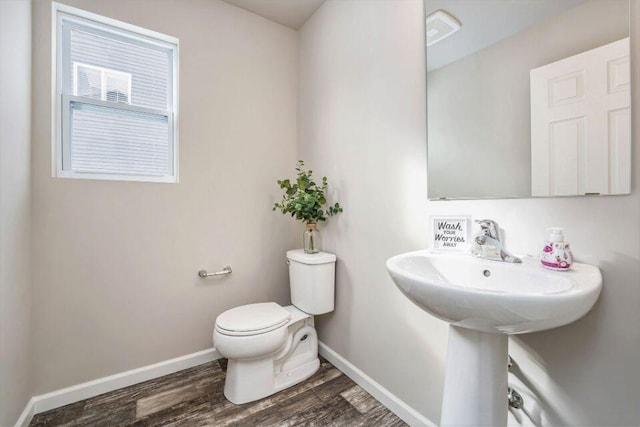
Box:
[53,3,179,182]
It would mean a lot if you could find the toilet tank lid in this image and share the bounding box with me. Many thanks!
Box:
[287,249,336,265]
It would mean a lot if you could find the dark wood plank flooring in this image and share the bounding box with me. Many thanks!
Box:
[30,357,407,426]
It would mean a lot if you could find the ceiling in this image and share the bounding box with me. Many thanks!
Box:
[221,0,326,30]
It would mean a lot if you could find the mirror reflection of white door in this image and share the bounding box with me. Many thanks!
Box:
[530,38,630,196]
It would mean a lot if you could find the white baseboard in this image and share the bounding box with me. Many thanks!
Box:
[14,398,35,427]
[15,347,220,426]
[319,341,436,427]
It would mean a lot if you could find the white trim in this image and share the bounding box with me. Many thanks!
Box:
[14,398,35,427]
[51,2,178,45]
[27,348,220,418]
[318,342,436,427]
[52,1,61,177]
[55,170,178,183]
[171,42,179,183]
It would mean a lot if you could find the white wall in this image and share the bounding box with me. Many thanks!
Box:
[0,0,33,424]
[299,0,640,425]
[31,0,299,394]
[299,0,448,421]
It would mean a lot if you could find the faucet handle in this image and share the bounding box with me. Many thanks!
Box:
[474,219,500,241]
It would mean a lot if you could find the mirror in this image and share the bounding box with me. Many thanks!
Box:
[426,0,631,200]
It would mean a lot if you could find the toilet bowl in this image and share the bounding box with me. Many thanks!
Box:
[213,250,336,404]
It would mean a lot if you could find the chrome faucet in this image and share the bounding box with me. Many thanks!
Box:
[472,219,522,263]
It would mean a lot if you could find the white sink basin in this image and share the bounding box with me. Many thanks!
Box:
[386,250,602,334]
[386,249,602,426]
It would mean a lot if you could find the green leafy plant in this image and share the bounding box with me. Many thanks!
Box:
[273,160,343,224]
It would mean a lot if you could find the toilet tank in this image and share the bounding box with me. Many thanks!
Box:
[287,249,336,315]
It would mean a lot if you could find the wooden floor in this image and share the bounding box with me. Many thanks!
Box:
[30,357,407,426]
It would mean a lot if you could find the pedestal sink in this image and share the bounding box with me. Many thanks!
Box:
[386,250,602,426]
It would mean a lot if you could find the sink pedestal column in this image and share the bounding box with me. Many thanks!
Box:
[440,326,508,426]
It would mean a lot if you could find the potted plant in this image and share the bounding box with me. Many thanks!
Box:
[273,160,343,253]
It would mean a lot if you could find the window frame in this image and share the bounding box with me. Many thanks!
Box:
[51,2,179,183]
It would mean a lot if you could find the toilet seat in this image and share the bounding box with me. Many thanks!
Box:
[215,302,291,337]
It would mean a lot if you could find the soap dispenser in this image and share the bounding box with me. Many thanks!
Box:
[540,227,573,271]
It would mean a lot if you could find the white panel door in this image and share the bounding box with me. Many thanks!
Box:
[530,38,630,196]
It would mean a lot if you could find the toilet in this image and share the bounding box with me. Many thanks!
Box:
[213,249,336,404]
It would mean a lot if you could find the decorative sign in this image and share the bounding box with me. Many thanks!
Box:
[431,216,470,251]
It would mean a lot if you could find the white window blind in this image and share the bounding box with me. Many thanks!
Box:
[54,3,178,182]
